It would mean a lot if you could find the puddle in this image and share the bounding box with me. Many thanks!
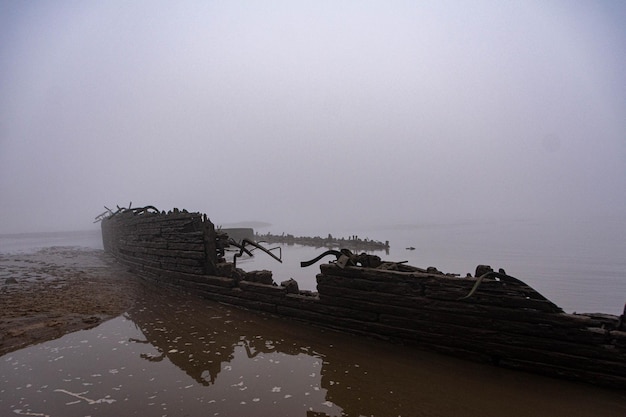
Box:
[2,286,626,417]
[1,315,339,416]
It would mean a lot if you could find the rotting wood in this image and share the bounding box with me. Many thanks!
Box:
[99,204,626,389]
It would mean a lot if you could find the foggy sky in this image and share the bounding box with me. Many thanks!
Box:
[1,1,625,234]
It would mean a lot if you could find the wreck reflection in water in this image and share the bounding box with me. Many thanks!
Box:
[2,285,626,417]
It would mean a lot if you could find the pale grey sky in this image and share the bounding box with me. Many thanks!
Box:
[1,0,625,234]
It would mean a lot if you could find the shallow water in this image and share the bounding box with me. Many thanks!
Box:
[2,286,626,417]
[0,230,102,254]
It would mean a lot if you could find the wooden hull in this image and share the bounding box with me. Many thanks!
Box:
[100,206,626,388]
[315,264,626,388]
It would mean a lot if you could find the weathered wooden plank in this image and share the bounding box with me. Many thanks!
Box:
[317,282,585,328]
[239,281,287,296]
[196,289,278,314]
[275,305,334,323]
[329,318,626,379]
[150,248,206,260]
[113,252,148,271]
[159,256,203,267]
[316,274,423,296]
[276,300,378,323]
[135,227,163,236]
[316,285,615,351]
[377,313,625,361]
[160,263,204,275]
[161,233,205,243]
[122,240,169,249]
[147,269,236,288]
[320,263,436,283]
[607,330,626,350]
[319,264,560,312]
[167,242,205,251]
[275,304,380,328]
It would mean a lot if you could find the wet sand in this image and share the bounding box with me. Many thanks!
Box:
[0,247,143,356]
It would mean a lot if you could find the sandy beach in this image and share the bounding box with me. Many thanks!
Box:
[0,247,143,356]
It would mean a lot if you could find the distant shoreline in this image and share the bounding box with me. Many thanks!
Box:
[255,231,390,251]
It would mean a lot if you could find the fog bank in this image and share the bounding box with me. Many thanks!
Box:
[1,1,625,234]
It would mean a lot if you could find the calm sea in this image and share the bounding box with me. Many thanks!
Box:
[0,229,103,253]
[244,216,626,315]
[2,218,625,416]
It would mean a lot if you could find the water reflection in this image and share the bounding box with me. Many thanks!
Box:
[125,292,322,388]
[2,285,626,417]
[125,287,350,416]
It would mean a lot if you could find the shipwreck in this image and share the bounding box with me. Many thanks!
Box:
[98,205,626,389]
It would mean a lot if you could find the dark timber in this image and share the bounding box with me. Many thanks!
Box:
[99,205,626,389]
